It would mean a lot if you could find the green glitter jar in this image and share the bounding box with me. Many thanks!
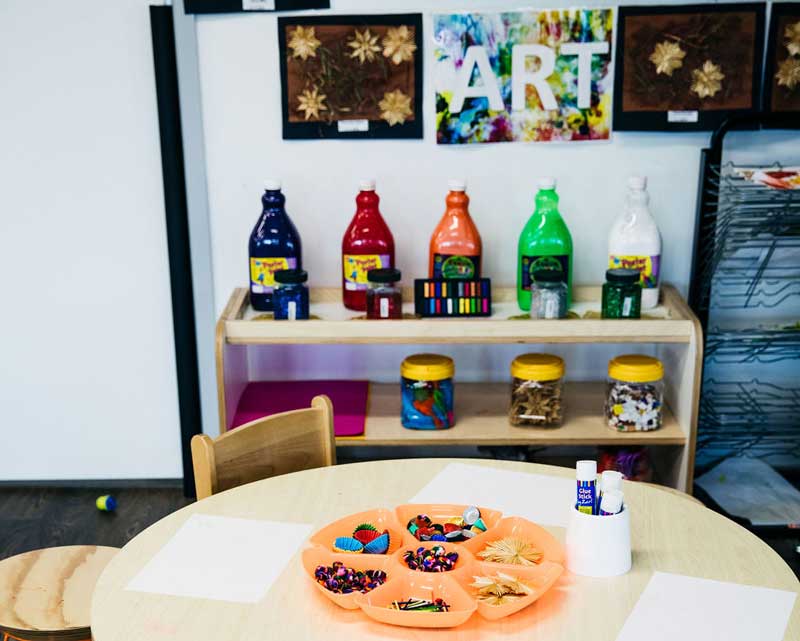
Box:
[602,269,641,319]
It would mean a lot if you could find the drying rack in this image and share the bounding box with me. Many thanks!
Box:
[689,113,800,471]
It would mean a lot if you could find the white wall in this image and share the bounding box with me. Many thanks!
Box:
[194,0,798,393]
[0,0,183,479]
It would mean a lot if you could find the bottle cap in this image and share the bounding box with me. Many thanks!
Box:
[359,179,376,191]
[264,179,282,191]
[600,489,624,515]
[533,269,566,284]
[401,354,454,382]
[628,175,647,190]
[511,353,564,382]
[274,269,308,285]
[576,460,597,482]
[366,267,400,284]
[601,470,624,493]
[605,268,640,284]
[538,176,556,190]
[608,354,664,383]
[448,179,467,192]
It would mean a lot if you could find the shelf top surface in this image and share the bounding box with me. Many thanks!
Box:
[221,285,698,345]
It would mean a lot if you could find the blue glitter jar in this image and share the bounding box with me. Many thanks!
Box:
[400,354,455,430]
[273,269,309,320]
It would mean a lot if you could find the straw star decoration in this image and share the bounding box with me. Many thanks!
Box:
[379,89,412,126]
[347,28,381,64]
[296,87,327,120]
[690,60,725,99]
[382,26,417,65]
[776,57,800,91]
[287,25,321,61]
[785,20,800,56]
[471,573,533,606]
[477,537,544,566]
[649,40,686,77]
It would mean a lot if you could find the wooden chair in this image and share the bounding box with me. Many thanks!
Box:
[191,395,336,500]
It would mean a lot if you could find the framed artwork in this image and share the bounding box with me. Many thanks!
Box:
[433,9,615,144]
[763,2,800,124]
[614,4,766,131]
[278,14,423,140]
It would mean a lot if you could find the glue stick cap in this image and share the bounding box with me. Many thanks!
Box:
[576,460,597,482]
[264,179,281,191]
[601,470,624,493]
[359,178,376,191]
[628,175,647,190]
[448,179,467,192]
[600,489,624,515]
[538,176,556,191]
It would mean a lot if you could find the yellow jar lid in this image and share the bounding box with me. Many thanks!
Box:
[510,353,564,381]
[608,354,664,383]
[401,354,454,381]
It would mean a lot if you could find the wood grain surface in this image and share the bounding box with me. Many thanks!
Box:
[91,459,800,641]
[0,546,117,636]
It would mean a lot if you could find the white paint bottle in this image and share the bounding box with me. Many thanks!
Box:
[608,176,662,309]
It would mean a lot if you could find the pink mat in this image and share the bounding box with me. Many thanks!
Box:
[231,380,369,437]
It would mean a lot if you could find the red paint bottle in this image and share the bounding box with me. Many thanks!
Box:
[341,179,395,311]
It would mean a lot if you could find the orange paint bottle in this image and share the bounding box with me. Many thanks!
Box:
[429,180,482,279]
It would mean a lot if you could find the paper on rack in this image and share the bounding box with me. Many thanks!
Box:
[126,514,312,603]
[615,572,796,641]
[408,463,574,527]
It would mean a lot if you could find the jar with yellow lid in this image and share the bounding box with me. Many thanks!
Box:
[605,355,664,432]
[509,354,565,427]
[400,354,455,430]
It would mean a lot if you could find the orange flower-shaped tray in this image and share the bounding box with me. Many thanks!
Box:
[303,504,565,629]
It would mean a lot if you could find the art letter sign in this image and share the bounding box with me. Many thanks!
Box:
[433,9,614,144]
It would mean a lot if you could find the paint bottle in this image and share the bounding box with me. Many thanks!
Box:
[429,180,483,279]
[342,179,395,311]
[518,178,573,311]
[248,180,302,312]
[599,489,624,516]
[576,460,597,515]
[608,176,662,309]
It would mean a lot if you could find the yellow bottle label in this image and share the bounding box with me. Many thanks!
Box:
[342,254,390,290]
[608,254,660,289]
[250,257,296,294]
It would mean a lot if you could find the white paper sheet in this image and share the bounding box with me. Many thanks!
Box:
[408,463,574,527]
[696,457,800,526]
[126,514,312,603]
[616,572,796,641]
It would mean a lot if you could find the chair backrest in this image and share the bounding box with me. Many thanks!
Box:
[191,395,336,500]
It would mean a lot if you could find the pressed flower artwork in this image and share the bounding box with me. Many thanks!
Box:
[614,4,765,131]
[433,9,614,144]
[764,3,800,120]
[278,14,422,139]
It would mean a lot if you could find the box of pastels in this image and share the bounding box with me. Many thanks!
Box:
[302,503,565,628]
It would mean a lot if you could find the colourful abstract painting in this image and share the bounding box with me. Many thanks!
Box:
[433,9,614,144]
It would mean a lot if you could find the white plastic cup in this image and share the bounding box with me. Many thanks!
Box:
[566,505,632,577]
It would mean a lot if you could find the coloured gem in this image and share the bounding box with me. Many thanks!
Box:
[462,506,481,525]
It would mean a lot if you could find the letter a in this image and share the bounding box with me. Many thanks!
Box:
[449,46,504,113]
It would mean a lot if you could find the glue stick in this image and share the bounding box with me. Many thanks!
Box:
[598,470,624,511]
[576,460,598,515]
[599,489,624,516]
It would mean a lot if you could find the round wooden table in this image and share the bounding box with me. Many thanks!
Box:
[91,459,800,641]
[0,545,118,641]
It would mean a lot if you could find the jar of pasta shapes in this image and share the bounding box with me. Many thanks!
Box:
[509,353,564,427]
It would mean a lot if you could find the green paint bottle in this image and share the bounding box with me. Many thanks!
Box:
[517,178,573,311]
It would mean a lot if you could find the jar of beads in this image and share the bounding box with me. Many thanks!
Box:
[366,268,402,320]
[605,355,663,432]
[530,269,568,319]
[400,354,454,430]
[273,269,309,320]
[509,353,564,427]
[602,268,642,319]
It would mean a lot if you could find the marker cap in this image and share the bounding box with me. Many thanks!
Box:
[601,470,624,493]
[264,179,282,191]
[448,179,467,191]
[600,489,624,515]
[359,179,376,191]
[538,176,556,190]
[576,460,597,482]
[628,175,647,190]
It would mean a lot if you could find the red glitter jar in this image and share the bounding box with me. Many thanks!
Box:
[366,268,402,320]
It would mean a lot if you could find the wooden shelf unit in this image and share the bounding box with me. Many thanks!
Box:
[216,284,702,492]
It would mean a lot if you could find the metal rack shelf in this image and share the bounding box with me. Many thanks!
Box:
[705,327,800,364]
